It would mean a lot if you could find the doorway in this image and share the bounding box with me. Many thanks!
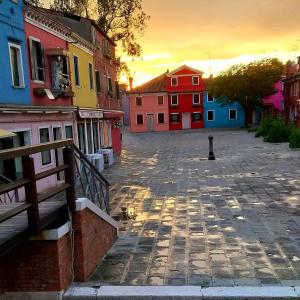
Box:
[147,114,154,131]
[53,127,63,180]
[182,112,191,129]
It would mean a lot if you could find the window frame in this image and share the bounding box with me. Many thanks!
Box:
[95,70,101,93]
[192,76,199,85]
[64,124,74,139]
[39,126,52,166]
[107,76,113,92]
[157,113,165,124]
[29,36,45,83]
[229,109,237,120]
[73,55,80,87]
[207,93,214,102]
[193,93,201,105]
[171,94,178,106]
[158,95,164,105]
[8,42,25,88]
[88,63,94,90]
[136,114,144,125]
[192,112,202,122]
[136,96,142,106]
[207,110,215,121]
[171,77,178,86]
[170,113,180,123]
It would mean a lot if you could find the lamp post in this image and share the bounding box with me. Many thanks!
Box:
[208,135,215,160]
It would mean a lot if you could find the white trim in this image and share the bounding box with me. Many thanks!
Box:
[192,111,203,122]
[171,94,178,106]
[71,41,94,56]
[30,222,70,241]
[192,76,199,85]
[207,109,215,121]
[76,198,119,231]
[157,112,165,124]
[171,77,178,86]
[136,113,144,125]
[229,108,238,120]
[64,124,74,139]
[169,112,180,123]
[8,42,25,88]
[192,93,201,105]
[167,64,204,76]
[38,126,53,167]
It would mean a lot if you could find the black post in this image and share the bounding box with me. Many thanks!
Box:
[208,135,215,160]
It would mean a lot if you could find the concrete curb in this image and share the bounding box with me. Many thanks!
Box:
[63,286,300,299]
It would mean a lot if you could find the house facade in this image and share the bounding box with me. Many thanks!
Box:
[129,73,169,133]
[203,92,245,128]
[0,0,30,105]
[166,66,204,130]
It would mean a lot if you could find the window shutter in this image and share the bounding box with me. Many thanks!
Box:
[115,81,119,98]
[28,38,35,80]
[40,43,46,82]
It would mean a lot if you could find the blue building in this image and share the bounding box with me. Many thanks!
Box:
[0,0,30,104]
[204,92,245,128]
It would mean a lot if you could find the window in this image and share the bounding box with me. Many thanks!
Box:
[229,109,237,120]
[107,77,113,92]
[8,43,25,88]
[65,125,73,139]
[92,122,99,152]
[207,93,214,102]
[193,94,201,105]
[29,38,45,82]
[192,76,199,85]
[136,114,144,125]
[158,113,165,123]
[51,55,69,90]
[291,82,299,97]
[171,77,178,86]
[171,95,178,106]
[89,63,94,90]
[73,55,80,86]
[170,113,180,123]
[207,110,214,121]
[136,97,142,106]
[95,71,101,92]
[192,112,202,122]
[39,128,51,165]
[77,123,86,153]
[158,96,164,105]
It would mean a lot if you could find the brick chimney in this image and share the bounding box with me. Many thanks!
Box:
[129,77,133,91]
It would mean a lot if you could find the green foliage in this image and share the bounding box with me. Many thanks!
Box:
[264,118,291,143]
[256,116,275,137]
[209,58,283,125]
[289,128,300,148]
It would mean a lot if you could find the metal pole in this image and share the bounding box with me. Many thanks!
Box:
[208,135,215,160]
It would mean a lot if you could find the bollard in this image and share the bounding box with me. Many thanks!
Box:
[208,135,216,160]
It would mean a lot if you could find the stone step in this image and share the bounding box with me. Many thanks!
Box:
[63,285,300,299]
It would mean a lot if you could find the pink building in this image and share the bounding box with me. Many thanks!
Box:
[262,80,284,118]
[129,73,169,133]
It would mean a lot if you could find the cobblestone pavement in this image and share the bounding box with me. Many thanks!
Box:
[88,128,300,286]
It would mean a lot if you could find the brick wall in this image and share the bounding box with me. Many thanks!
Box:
[73,209,118,281]
[0,234,72,292]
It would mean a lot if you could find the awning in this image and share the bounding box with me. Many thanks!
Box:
[78,109,103,119]
[104,111,124,119]
[0,129,16,139]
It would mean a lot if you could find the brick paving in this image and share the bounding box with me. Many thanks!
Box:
[88,128,300,286]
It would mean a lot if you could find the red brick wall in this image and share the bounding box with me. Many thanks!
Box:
[73,209,117,281]
[0,234,72,292]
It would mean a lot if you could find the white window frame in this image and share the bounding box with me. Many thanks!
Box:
[136,114,144,125]
[64,124,74,139]
[193,93,201,105]
[192,112,202,122]
[38,126,53,167]
[171,77,178,86]
[8,42,25,88]
[171,94,178,106]
[136,96,142,106]
[29,36,45,84]
[207,110,215,121]
[158,95,164,105]
[157,112,165,124]
[170,112,180,123]
[229,109,237,120]
[192,76,199,85]
[73,55,80,87]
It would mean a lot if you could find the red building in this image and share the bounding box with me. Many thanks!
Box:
[166,65,204,130]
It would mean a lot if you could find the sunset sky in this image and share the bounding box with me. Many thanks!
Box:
[122,0,300,87]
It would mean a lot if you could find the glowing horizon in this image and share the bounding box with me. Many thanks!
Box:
[121,0,300,87]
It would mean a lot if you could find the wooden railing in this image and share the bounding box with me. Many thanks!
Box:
[0,139,75,235]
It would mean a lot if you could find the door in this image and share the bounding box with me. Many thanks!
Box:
[53,127,64,180]
[147,114,154,131]
[182,112,191,129]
